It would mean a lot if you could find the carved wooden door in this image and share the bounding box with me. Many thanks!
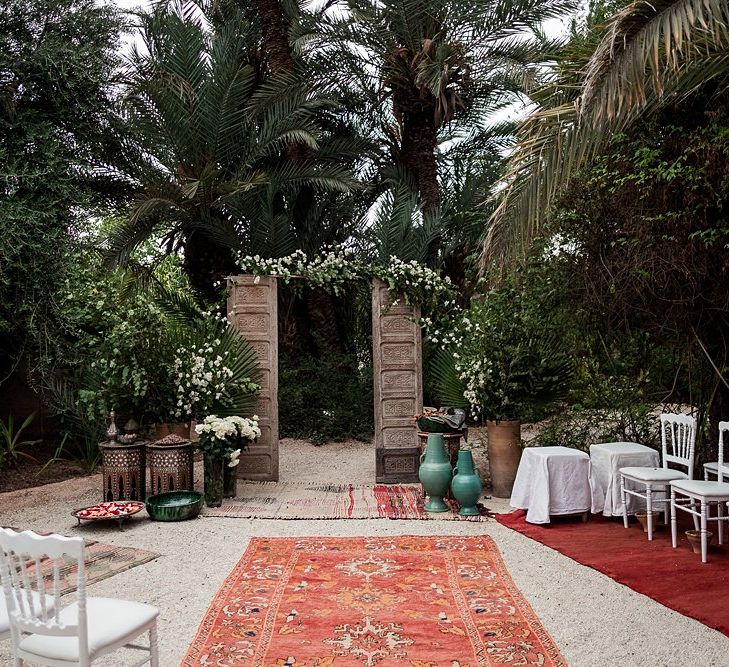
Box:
[372,279,423,483]
[228,276,279,481]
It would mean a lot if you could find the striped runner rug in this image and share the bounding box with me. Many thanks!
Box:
[202,482,489,521]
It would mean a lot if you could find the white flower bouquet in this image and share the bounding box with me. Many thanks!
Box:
[194,414,261,465]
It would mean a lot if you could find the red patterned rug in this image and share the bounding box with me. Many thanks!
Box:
[183,536,564,666]
[496,510,729,638]
[203,482,490,521]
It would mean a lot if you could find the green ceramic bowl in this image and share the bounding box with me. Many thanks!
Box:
[145,491,203,522]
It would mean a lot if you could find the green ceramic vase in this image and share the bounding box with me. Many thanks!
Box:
[419,433,453,512]
[451,449,482,516]
[203,452,224,507]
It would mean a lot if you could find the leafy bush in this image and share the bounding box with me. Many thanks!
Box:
[533,355,663,451]
[279,352,373,445]
[450,267,574,422]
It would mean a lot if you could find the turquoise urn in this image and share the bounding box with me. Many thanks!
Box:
[450,449,482,516]
[419,433,453,512]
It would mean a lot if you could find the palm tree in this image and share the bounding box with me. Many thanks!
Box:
[110,0,355,299]
[482,0,729,266]
[297,0,572,212]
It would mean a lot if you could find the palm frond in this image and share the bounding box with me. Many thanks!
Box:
[482,0,729,268]
[429,348,469,409]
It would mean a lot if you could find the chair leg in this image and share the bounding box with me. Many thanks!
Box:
[719,502,725,546]
[690,498,700,531]
[646,486,654,540]
[621,476,629,528]
[670,487,678,548]
[701,500,709,563]
[150,622,160,667]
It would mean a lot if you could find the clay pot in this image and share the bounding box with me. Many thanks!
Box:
[635,511,661,533]
[685,530,714,555]
[486,420,522,498]
[155,422,189,441]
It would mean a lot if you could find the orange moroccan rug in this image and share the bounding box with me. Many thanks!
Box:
[183,536,564,666]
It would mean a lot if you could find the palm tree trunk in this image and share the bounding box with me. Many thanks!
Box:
[305,288,343,354]
[184,231,237,303]
[399,102,441,212]
[254,0,295,75]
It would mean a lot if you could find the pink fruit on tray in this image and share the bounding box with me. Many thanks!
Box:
[75,501,144,519]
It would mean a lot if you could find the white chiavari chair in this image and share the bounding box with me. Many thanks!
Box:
[0,529,159,666]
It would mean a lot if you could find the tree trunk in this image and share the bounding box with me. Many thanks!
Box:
[254,0,295,76]
[183,231,238,303]
[305,287,343,354]
[395,89,441,212]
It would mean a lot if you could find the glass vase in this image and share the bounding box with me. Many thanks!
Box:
[203,452,224,507]
[223,463,237,498]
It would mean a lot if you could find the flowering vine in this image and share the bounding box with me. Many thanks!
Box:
[236,249,459,333]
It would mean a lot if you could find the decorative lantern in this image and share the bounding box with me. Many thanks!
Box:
[147,435,195,495]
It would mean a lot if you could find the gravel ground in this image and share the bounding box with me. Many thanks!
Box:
[1,438,728,666]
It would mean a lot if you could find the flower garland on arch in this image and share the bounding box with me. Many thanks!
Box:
[236,249,460,333]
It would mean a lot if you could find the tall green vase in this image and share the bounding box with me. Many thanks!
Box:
[203,452,224,507]
[451,449,483,516]
[419,433,453,513]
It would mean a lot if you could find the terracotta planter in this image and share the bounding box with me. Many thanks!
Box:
[685,529,714,554]
[486,420,522,498]
[154,422,189,441]
[635,511,660,533]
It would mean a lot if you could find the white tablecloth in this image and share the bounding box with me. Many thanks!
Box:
[589,442,660,516]
[510,446,592,524]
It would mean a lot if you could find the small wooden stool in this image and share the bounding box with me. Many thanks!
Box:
[417,431,465,499]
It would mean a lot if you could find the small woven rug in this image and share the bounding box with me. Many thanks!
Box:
[183,535,564,666]
[5,532,160,596]
[202,481,489,521]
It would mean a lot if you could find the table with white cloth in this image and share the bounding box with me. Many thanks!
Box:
[510,446,592,524]
[589,442,660,517]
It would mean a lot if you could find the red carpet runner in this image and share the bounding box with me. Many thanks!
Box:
[496,510,729,637]
[183,536,564,666]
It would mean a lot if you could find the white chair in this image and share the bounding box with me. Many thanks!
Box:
[0,528,159,666]
[703,423,729,479]
[619,413,698,540]
[2,590,56,643]
[671,421,729,563]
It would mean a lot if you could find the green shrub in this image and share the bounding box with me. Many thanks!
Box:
[279,352,373,445]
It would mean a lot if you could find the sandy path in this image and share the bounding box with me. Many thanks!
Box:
[1,439,727,666]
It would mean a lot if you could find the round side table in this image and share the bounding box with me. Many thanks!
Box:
[98,441,148,502]
[147,436,195,495]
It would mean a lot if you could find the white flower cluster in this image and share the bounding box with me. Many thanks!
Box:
[195,414,261,465]
[237,248,361,293]
[377,256,452,294]
[237,249,458,335]
[173,341,233,419]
